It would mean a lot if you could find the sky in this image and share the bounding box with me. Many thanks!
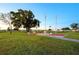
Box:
[0,3,79,30]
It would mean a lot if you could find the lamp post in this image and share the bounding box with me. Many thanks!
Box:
[45,15,46,31]
[55,16,57,34]
[44,15,47,34]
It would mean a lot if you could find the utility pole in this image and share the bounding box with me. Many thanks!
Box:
[55,16,57,34]
[45,15,47,31]
[44,15,47,34]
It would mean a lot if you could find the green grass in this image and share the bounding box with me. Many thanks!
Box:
[0,32,79,55]
[52,31,79,40]
[64,32,79,40]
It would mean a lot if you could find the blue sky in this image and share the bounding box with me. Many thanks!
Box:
[0,3,79,30]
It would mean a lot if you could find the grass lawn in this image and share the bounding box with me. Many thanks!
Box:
[52,31,79,40]
[64,32,79,40]
[0,32,79,55]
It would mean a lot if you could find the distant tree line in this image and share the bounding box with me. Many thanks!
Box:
[61,23,79,32]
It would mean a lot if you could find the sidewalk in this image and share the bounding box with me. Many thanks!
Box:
[49,36,79,43]
[37,33,79,43]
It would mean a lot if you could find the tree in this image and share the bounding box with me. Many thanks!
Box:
[70,23,79,31]
[61,27,70,31]
[0,13,12,34]
[10,9,40,32]
[10,11,22,31]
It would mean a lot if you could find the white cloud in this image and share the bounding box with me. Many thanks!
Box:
[0,20,9,30]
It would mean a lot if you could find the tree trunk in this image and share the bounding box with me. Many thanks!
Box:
[14,27,19,31]
[74,28,77,32]
[26,27,30,32]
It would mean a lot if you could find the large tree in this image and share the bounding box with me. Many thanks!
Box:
[10,9,40,32]
[10,11,22,31]
[70,23,79,31]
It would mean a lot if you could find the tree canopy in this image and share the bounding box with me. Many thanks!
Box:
[61,27,70,31]
[10,9,40,32]
[70,23,79,30]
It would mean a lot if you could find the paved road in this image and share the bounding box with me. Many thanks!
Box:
[49,36,79,43]
[37,33,79,43]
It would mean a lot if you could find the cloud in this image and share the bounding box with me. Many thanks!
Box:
[0,20,9,30]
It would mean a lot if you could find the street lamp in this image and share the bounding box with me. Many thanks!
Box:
[44,15,47,34]
[45,15,46,30]
[55,16,57,34]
